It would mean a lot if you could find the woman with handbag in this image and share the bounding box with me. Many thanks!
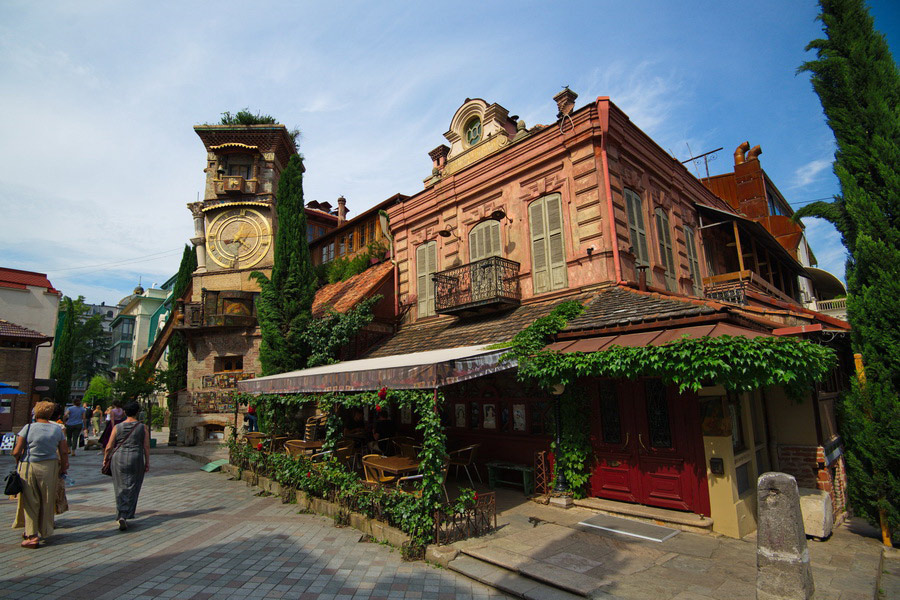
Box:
[10,401,70,548]
[103,401,150,531]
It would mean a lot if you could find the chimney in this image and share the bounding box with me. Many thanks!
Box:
[429,145,450,174]
[337,196,347,224]
[553,87,578,118]
[747,145,762,162]
[734,141,750,165]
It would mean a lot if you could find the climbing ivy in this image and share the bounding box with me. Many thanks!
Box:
[552,386,592,498]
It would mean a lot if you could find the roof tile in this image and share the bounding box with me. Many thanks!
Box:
[0,319,51,340]
[0,268,59,294]
[312,261,392,317]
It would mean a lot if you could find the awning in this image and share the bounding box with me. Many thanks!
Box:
[545,323,771,353]
[238,344,516,394]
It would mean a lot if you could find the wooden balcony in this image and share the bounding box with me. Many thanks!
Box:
[433,256,521,316]
[214,176,257,195]
[703,270,797,305]
[177,290,258,329]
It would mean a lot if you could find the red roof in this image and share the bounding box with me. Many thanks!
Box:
[0,268,59,294]
[313,261,392,317]
[0,319,52,341]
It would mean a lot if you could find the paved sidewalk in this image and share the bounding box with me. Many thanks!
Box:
[447,491,886,600]
[0,450,510,600]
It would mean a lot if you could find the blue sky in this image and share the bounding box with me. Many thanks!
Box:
[1,1,898,304]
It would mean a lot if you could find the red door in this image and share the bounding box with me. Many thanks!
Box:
[590,379,709,516]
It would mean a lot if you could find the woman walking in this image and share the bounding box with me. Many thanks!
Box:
[104,402,150,531]
[98,401,125,448]
[91,405,103,437]
[11,401,70,548]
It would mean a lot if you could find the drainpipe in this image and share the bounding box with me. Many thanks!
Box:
[597,98,626,285]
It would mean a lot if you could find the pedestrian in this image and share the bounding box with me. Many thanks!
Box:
[104,401,150,531]
[63,399,86,456]
[11,401,70,548]
[246,406,258,432]
[98,401,125,448]
[91,405,103,437]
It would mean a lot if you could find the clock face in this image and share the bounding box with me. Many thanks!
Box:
[206,207,272,269]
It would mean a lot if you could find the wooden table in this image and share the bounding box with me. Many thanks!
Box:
[287,440,323,451]
[363,456,421,475]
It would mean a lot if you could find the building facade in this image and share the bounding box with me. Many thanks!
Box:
[0,319,52,431]
[0,268,60,379]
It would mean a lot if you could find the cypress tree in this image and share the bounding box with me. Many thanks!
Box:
[251,154,318,375]
[795,0,900,544]
[50,297,76,406]
[165,245,197,444]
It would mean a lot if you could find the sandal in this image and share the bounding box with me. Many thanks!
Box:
[21,536,39,549]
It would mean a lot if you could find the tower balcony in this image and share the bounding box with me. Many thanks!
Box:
[433,256,521,316]
[214,176,257,196]
[177,290,258,329]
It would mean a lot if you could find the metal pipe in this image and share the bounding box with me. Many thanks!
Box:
[734,141,750,165]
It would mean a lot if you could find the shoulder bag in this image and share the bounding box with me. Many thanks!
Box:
[101,422,141,476]
[4,425,29,496]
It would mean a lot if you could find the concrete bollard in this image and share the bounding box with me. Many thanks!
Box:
[757,472,815,600]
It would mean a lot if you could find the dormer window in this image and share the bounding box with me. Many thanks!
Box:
[465,117,482,146]
[227,163,252,178]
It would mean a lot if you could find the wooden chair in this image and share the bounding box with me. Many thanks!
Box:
[335,444,355,470]
[398,443,422,460]
[362,454,397,487]
[448,444,482,487]
[303,417,319,442]
[397,466,450,502]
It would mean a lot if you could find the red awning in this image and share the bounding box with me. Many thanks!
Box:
[545,322,770,353]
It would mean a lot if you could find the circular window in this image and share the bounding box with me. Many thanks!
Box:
[464,117,482,146]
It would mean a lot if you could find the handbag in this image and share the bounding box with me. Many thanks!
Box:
[55,478,69,514]
[101,422,141,476]
[4,425,29,496]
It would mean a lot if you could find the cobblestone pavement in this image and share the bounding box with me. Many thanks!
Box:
[0,450,510,600]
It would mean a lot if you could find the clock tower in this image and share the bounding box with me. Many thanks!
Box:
[174,123,298,444]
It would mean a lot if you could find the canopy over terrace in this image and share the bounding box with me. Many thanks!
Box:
[237,344,516,395]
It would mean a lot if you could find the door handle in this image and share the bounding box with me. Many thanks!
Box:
[638,433,648,451]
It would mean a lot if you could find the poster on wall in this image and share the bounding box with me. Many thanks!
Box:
[483,404,496,429]
[455,403,466,428]
[513,404,526,432]
[401,405,412,425]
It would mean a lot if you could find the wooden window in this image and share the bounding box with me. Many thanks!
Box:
[529,194,568,294]
[655,207,676,292]
[416,241,437,318]
[684,225,702,296]
[624,188,649,266]
[469,220,501,262]
[367,221,376,244]
[214,355,243,373]
[347,231,354,254]
[338,236,346,256]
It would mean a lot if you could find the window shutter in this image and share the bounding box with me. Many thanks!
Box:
[625,189,649,266]
[546,195,568,290]
[470,224,483,262]
[684,226,702,296]
[417,242,436,317]
[655,208,676,291]
[488,221,500,258]
[529,200,549,293]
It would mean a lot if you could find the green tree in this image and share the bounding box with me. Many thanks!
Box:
[71,302,110,381]
[163,245,197,444]
[50,297,75,405]
[795,0,900,544]
[251,154,319,376]
[112,361,162,430]
[82,374,114,408]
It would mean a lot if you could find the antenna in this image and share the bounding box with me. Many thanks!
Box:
[681,146,724,180]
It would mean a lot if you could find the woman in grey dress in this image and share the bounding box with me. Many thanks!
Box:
[103,402,150,531]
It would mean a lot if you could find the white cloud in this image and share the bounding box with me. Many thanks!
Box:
[791,158,833,188]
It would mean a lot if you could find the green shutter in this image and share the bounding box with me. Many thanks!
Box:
[655,208,676,292]
[625,189,649,266]
[417,242,436,317]
[546,195,568,290]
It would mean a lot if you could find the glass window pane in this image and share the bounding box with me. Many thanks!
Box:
[645,380,673,448]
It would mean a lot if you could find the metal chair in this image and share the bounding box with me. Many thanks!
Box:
[284,439,311,458]
[362,454,397,487]
[396,466,450,502]
[448,444,482,487]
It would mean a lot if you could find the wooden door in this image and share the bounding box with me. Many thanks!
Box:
[590,379,708,515]
[590,381,642,502]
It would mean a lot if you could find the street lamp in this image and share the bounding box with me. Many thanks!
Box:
[551,383,568,493]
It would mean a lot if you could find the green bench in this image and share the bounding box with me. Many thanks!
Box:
[486,461,534,495]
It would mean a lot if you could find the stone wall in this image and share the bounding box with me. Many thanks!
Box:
[777,444,848,521]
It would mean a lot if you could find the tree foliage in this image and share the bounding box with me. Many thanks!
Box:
[303,297,381,368]
[795,0,900,541]
[69,297,110,381]
[50,297,75,404]
[251,155,319,376]
[82,375,114,408]
[164,245,197,395]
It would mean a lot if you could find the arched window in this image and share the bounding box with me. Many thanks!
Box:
[624,189,649,266]
[469,220,501,262]
[655,207,676,292]
[683,226,703,296]
[416,241,437,318]
[528,194,568,294]
[464,117,482,146]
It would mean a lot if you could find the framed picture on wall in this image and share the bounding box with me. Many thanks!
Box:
[483,403,496,429]
[513,404,526,432]
[401,405,412,425]
[455,403,466,428]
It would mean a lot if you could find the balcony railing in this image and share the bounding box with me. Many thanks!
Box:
[816,298,847,312]
[178,290,258,329]
[433,256,521,316]
[703,270,797,306]
[214,176,257,196]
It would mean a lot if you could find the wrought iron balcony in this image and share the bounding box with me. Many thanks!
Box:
[433,256,521,316]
